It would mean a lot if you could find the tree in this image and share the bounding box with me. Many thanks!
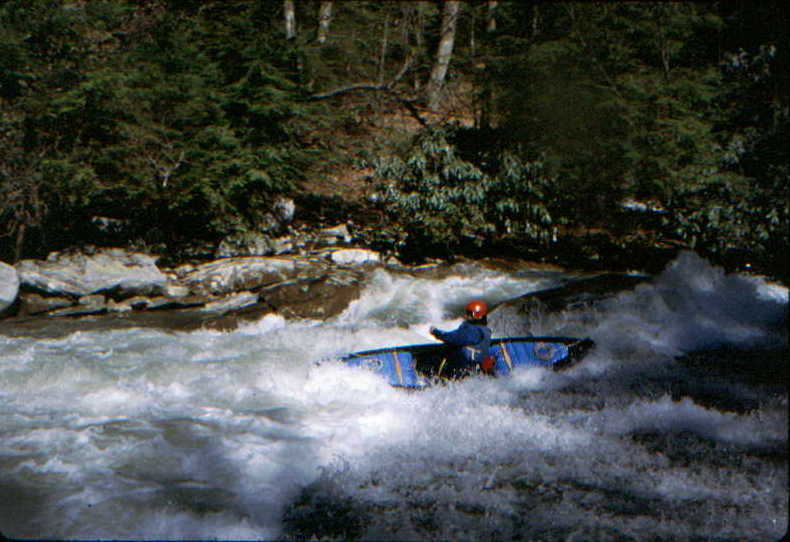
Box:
[666,43,789,276]
[486,1,498,33]
[317,1,333,44]
[1,0,328,257]
[0,123,48,261]
[427,1,460,111]
[0,0,98,259]
[284,0,296,40]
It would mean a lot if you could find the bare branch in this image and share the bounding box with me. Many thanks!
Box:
[309,50,415,100]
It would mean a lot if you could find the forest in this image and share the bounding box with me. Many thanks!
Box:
[1,1,787,280]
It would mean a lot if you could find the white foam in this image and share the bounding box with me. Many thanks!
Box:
[593,395,786,445]
[586,252,787,359]
[0,252,785,540]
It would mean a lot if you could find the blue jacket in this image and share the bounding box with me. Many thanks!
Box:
[432,321,492,366]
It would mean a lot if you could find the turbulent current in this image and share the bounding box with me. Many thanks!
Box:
[0,252,786,541]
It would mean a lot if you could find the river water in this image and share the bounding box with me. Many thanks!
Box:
[0,252,786,541]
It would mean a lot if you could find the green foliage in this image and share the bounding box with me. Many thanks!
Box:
[665,44,789,275]
[482,2,787,276]
[0,0,786,276]
[371,127,554,258]
[0,0,327,258]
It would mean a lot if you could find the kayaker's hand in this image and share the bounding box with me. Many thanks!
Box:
[430,327,440,338]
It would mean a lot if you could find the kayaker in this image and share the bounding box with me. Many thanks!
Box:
[430,299,495,378]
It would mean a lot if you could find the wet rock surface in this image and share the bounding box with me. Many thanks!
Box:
[0,262,20,315]
[0,231,387,334]
[15,248,168,298]
[0,235,667,339]
[488,272,651,336]
[496,272,652,314]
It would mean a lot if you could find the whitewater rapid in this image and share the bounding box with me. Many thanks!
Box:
[0,252,786,540]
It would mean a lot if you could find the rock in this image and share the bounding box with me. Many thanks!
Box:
[15,248,167,298]
[327,248,381,266]
[0,262,20,315]
[274,197,296,224]
[78,294,106,306]
[489,272,651,335]
[107,298,134,313]
[107,294,207,313]
[270,236,296,255]
[258,197,296,235]
[119,296,154,310]
[215,233,276,258]
[162,283,191,298]
[49,294,107,317]
[202,291,260,313]
[18,292,73,315]
[184,257,302,296]
[317,224,352,246]
[148,295,208,310]
[260,271,363,320]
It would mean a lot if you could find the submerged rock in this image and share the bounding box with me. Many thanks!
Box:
[489,272,651,336]
[259,271,363,320]
[496,272,650,314]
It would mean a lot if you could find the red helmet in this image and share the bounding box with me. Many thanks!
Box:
[465,299,488,319]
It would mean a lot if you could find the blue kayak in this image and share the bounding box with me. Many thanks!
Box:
[339,336,595,388]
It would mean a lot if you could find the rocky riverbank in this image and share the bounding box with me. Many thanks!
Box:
[1,215,403,323]
[0,213,665,337]
[1,246,386,330]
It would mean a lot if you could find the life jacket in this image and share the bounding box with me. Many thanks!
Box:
[461,323,492,365]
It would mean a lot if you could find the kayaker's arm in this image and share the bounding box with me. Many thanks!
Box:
[430,322,483,346]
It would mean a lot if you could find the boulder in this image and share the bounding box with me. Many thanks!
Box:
[515,272,651,312]
[274,197,296,224]
[259,197,296,235]
[18,292,73,315]
[15,249,167,298]
[162,282,191,298]
[107,295,207,313]
[48,294,108,317]
[184,257,303,296]
[260,272,362,320]
[489,272,651,335]
[316,224,352,246]
[216,233,276,258]
[0,262,20,315]
[326,248,381,266]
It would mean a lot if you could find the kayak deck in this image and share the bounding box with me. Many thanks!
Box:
[339,336,595,388]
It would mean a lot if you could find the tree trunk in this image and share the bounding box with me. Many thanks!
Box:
[476,2,498,128]
[487,0,498,33]
[378,12,390,85]
[427,1,461,111]
[413,2,426,91]
[317,1,333,44]
[284,0,296,40]
[14,223,26,263]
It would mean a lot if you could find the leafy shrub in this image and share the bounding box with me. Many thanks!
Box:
[371,127,555,259]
